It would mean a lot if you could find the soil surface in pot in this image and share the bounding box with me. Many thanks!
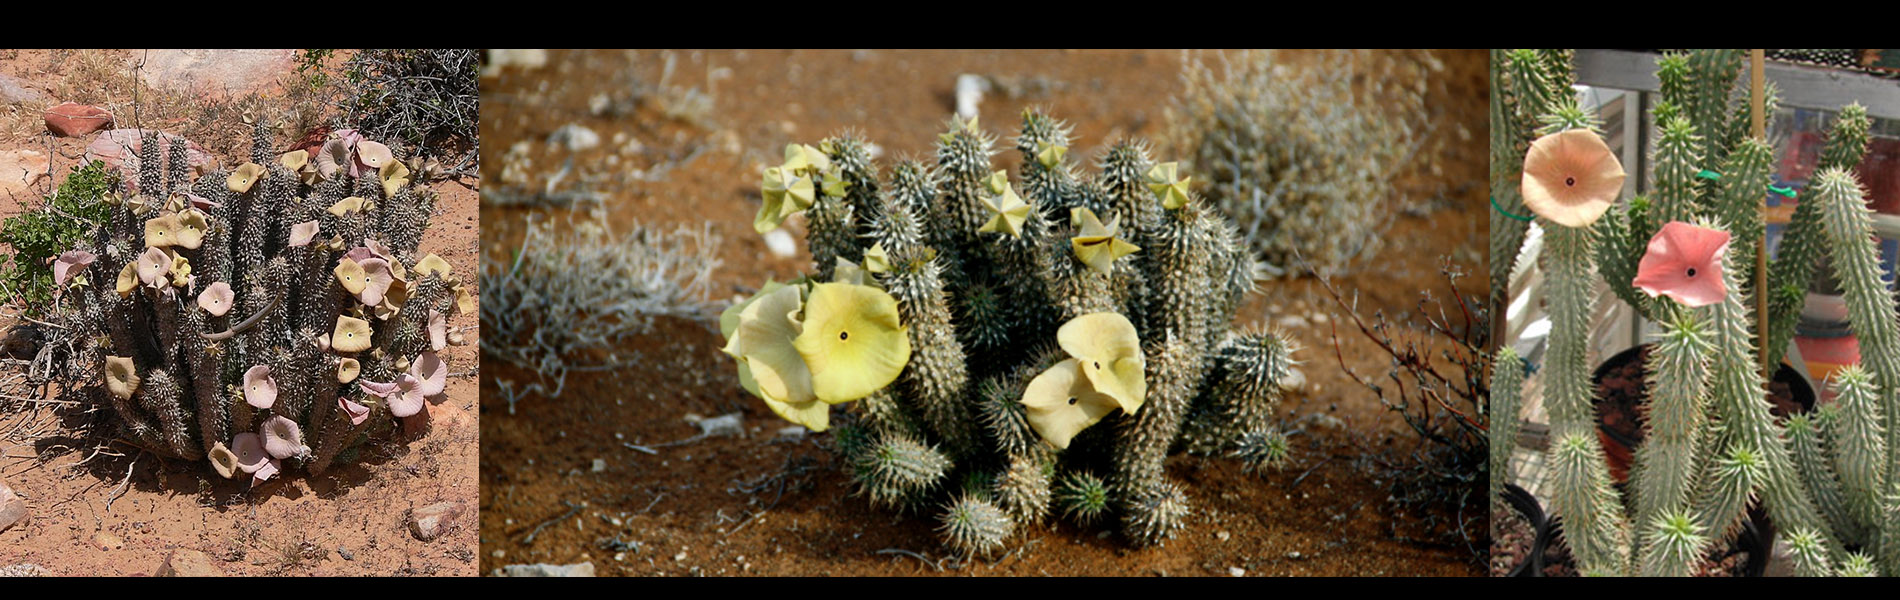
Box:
[1489,496,1534,577]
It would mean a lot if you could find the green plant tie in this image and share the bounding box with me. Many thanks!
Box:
[1491,196,1534,222]
[1697,169,1797,199]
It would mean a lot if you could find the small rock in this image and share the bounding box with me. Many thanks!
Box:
[763,229,796,258]
[0,149,49,200]
[408,501,465,542]
[137,49,297,97]
[955,74,989,120]
[1276,315,1310,329]
[497,562,595,577]
[0,564,48,577]
[1287,551,1304,560]
[338,547,353,561]
[482,50,549,78]
[0,74,46,105]
[774,426,807,442]
[95,531,124,551]
[1276,367,1306,390]
[549,124,600,152]
[156,549,223,577]
[1228,567,1245,577]
[1215,531,1230,542]
[43,102,114,137]
[693,413,743,437]
[1304,413,1345,431]
[589,94,611,116]
[0,479,26,533]
[591,458,607,473]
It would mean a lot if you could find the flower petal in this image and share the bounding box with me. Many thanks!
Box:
[1521,129,1626,228]
[1632,221,1730,307]
[722,283,815,406]
[1056,312,1146,414]
[243,365,278,409]
[1021,359,1121,449]
[794,283,911,404]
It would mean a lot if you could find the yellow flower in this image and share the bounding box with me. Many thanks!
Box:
[1056,312,1146,414]
[1021,359,1120,449]
[755,166,816,233]
[1146,162,1192,209]
[1069,207,1140,274]
[793,282,911,404]
[721,283,826,429]
[978,171,1030,238]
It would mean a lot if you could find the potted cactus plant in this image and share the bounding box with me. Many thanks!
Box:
[720,110,1298,556]
[28,118,470,486]
[1493,48,1898,576]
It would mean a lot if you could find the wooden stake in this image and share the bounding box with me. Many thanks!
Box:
[1752,49,1769,378]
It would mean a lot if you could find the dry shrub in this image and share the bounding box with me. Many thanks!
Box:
[1166,49,1437,276]
[479,208,721,399]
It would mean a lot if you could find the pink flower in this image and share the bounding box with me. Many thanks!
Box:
[1632,221,1731,307]
[1521,129,1626,228]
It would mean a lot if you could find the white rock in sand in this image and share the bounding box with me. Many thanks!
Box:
[763,229,796,258]
[955,74,989,120]
[549,124,600,152]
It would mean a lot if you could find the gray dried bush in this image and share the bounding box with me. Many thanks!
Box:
[1165,49,1435,276]
[479,209,720,399]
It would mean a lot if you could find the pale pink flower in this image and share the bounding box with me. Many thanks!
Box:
[1521,129,1626,228]
[1632,221,1731,307]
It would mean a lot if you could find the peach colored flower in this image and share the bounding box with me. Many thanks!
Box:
[1521,129,1626,228]
[1632,221,1730,308]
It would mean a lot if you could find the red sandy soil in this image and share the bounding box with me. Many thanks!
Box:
[479,49,1488,576]
[0,50,480,576]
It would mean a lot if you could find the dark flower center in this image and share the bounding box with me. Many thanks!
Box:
[839,331,849,341]
[1686,268,1697,277]
[1068,397,1078,406]
[1565,176,1576,187]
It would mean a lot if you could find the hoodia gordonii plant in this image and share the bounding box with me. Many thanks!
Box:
[1500,48,1895,575]
[31,120,472,486]
[722,110,1298,556]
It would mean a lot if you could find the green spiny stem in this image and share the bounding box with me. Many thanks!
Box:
[1143,198,1219,355]
[1650,117,1704,231]
[1813,167,1899,490]
[806,186,854,281]
[1768,105,1872,367]
[1788,407,1862,546]
[1549,431,1632,575]
[1489,348,1525,498]
[1489,49,1531,307]
[1632,311,1713,529]
[1637,509,1707,577]
[931,117,996,258]
[1701,224,1840,565]
[1111,332,1199,500]
[1180,329,1295,455]
[993,453,1052,526]
[1591,196,1653,313]
[136,368,200,461]
[1054,470,1110,526]
[1823,367,1889,541]
[1015,109,1079,212]
[1711,138,1772,309]
[881,251,978,458]
[1840,551,1879,576]
[1119,479,1189,548]
[1542,216,1631,572]
[1229,429,1291,475]
[938,492,1013,558]
[854,432,952,510]
[1691,443,1764,547]
[1679,49,1745,169]
[1100,141,1158,248]
[1784,528,1837,577]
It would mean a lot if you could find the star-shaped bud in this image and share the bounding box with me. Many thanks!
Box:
[978,172,1030,238]
[1069,207,1140,274]
[1037,142,1067,169]
[1146,162,1192,209]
